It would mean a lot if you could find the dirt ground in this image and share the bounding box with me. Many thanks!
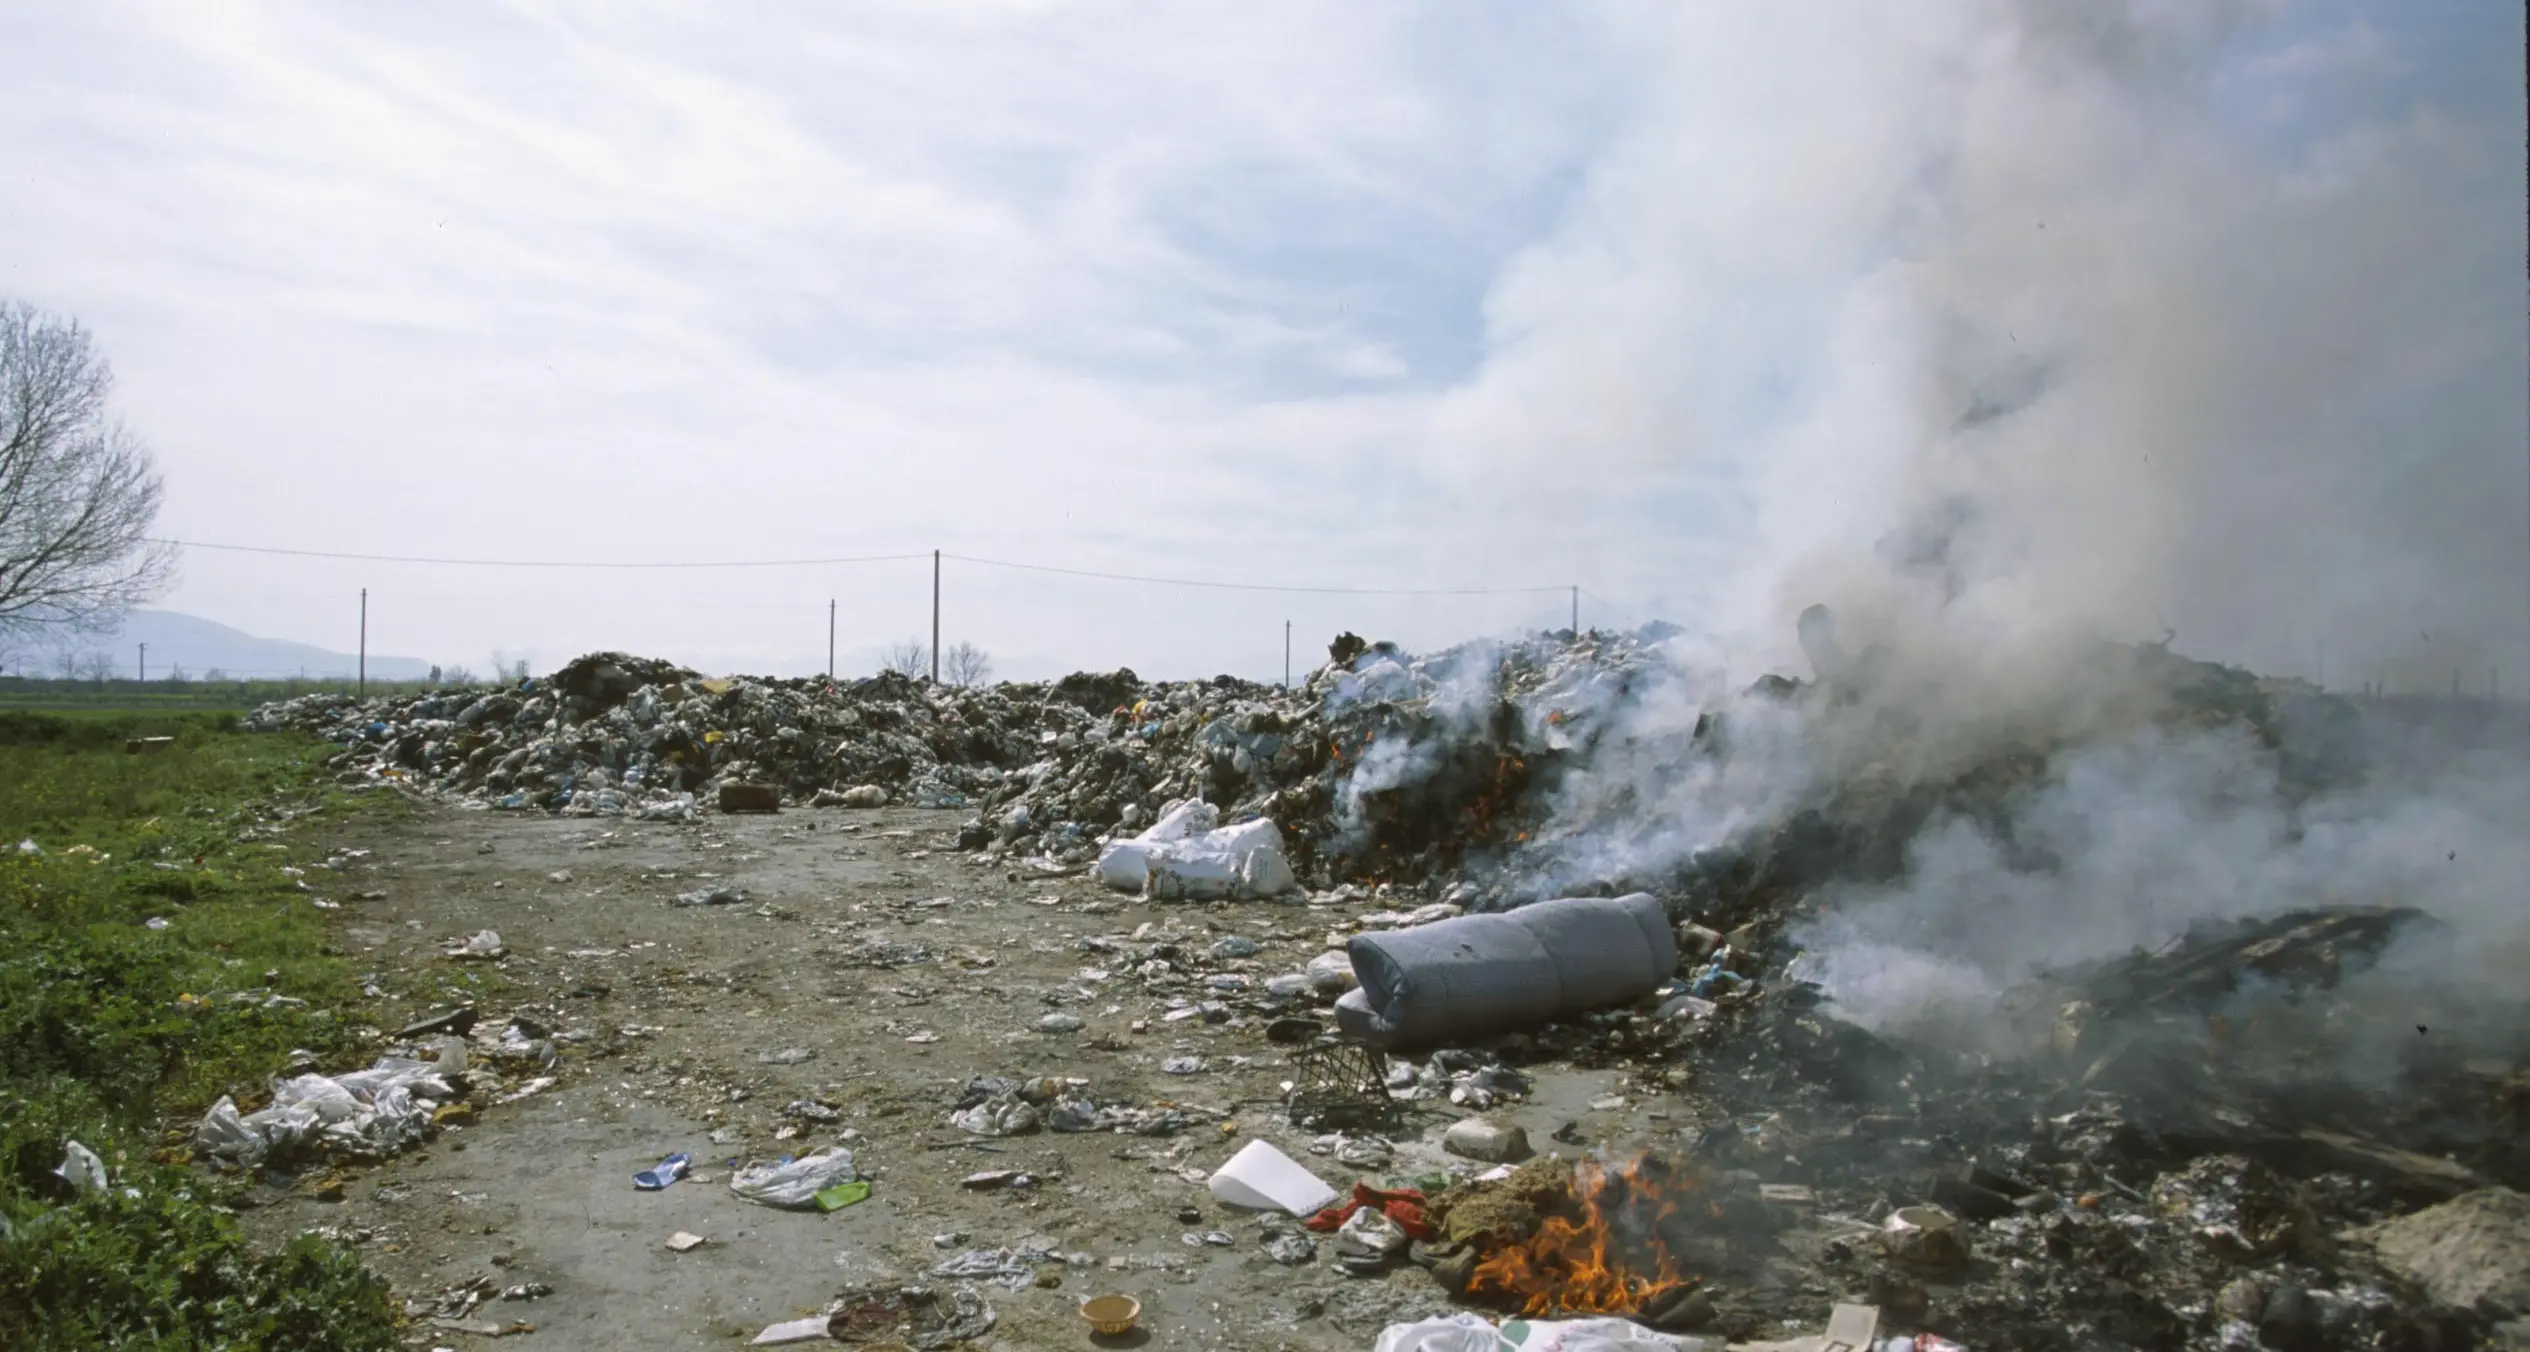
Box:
[237,800,1656,1352]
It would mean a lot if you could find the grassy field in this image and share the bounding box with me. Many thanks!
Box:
[0,711,403,1350]
[0,676,447,714]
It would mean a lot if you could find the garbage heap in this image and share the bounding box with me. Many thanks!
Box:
[241,632,1679,886]
[247,629,2358,905]
[245,652,1156,823]
[1381,899,2527,1349]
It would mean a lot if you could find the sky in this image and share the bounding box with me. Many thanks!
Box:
[2,0,2521,685]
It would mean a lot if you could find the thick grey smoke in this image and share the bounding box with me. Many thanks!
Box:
[1426,2,2529,1052]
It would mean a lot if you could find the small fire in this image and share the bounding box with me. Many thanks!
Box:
[1467,1157,1699,1318]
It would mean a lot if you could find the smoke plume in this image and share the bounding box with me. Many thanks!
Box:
[1430,2,2528,1051]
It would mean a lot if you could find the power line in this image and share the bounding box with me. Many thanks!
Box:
[1578,587,1645,627]
[150,539,931,570]
[941,552,1571,597]
[148,536,1582,595]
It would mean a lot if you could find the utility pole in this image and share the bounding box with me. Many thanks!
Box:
[358,588,368,695]
[828,599,836,681]
[2316,637,2326,690]
[137,642,146,682]
[1284,620,1291,688]
[930,550,940,684]
[1570,586,1579,635]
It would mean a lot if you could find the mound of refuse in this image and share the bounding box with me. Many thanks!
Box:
[244,631,1680,887]
[248,627,2360,908]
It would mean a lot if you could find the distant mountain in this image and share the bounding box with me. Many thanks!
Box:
[4,609,433,681]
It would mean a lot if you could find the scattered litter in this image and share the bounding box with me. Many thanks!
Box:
[446,930,506,961]
[949,1095,1038,1137]
[749,1316,830,1345]
[961,1170,1031,1191]
[1263,1230,1318,1265]
[399,1007,480,1039]
[1443,1118,1532,1164]
[1335,893,1674,1048]
[826,1283,997,1348]
[196,1056,457,1168]
[815,1180,872,1211]
[756,1047,816,1065]
[633,1154,689,1190]
[674,885,750,907]
[54,1141,107,1196]
[930,1247,1036,1290]
[730,1148,857,1209]
[666,1231,707,1252]
[1208,1139,1339,1216]
[1370,1313,1703,1351]
[427,1316,536,1338]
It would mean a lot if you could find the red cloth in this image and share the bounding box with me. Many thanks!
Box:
[1304,1183,1435,1240]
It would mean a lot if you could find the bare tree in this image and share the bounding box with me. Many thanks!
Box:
[941,641,993,686]
[201,666,228,684]
[165,662,189,684]
[73,649,115,683]
[441,663,479,686]
[0,303,176,640]
[877,639,929,679]
[489,651,529,685]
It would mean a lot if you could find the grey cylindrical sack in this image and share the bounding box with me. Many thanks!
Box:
[1334,893,1676,1048]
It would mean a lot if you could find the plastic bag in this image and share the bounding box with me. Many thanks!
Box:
[54,1141,107,1196]
[1371,1315,1708,1352]
[1092,799,1219,890]
[730,1148,857,1209]
[1140,818,1299,901]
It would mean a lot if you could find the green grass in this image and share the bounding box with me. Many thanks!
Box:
[0,675,451,715]
[0,712,403,1350]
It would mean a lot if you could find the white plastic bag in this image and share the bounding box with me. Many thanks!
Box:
[730,1147,857,1209]
[54,1141,107,1196]
[1336,1205,1409,1258]
[1141,817,1299,901]
[1372,1314,1506,1352]
[196,1097,268,1166]
[1092,799,1219,890]
[1372,1315,1707,1352]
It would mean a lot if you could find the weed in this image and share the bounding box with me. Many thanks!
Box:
[0,712,403,1348]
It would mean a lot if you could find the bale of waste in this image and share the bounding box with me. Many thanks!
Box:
[1334,893,1676,1048]
[1092,800,1218,890]
[1093,800,1299,901]
[1144,818,1298,901]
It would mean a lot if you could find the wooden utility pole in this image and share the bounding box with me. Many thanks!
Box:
[930,550,940,684]
[137,642,146,682]
[1570,586,1579,634]
[358,588,368,695]
[1284,620,1291,688]
[828,599,836,680]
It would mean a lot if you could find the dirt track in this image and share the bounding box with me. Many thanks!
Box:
[237,801,1648,1351]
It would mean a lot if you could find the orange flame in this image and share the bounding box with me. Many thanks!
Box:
[1466,1157,1699,1318]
